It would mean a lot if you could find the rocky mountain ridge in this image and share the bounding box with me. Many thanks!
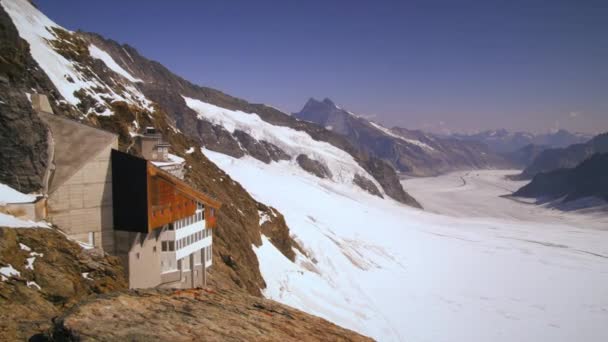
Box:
[295,98,510,176]
[513,152,608,206]
[450,128,592,154]
[76,32,419,207]
[516,132,608,179]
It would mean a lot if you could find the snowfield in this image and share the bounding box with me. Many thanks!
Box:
[206,150,608,342]
[403,170,608,229]
[184,96,383,190]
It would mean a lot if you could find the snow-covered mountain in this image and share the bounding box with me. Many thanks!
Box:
[1,1,608,341]
[451,128,593,154]
[295,98,511,176]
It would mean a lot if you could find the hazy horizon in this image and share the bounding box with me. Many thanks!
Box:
[36,0,608,134]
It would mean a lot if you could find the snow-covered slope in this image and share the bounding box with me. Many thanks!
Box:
[207,149,608,342]
[184,96,384,190]
[1,0,152,115]
[186,91,608,342]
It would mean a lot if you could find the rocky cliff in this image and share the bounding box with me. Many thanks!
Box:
[46,288,372,341]
[0,4,50,193]
[0,227,127,340]
[517,132,608,179]
[513,152,608,204]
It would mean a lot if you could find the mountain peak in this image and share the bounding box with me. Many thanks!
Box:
[322,98,337,107]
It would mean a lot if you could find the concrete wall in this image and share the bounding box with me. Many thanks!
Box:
[138,136,167,162]
[114,230,164,289]
[116,226,210,289]
[47,142,117,250]
[1,197,46,221]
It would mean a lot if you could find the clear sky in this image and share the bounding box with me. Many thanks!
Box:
[36,0,608,134]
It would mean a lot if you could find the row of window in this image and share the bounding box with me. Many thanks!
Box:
[205,245,212,262]
[161,229,212,252]
[169,209,205,230]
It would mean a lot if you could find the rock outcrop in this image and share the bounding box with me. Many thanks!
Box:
[296,154,333,179]
[353,174,383,198]
[0,227,127,340]
[0,5,50,193]
[46,288,373,341]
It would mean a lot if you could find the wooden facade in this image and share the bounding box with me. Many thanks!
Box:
[112,150,221,233]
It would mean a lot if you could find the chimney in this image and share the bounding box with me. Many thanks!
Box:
[31,94,54,114]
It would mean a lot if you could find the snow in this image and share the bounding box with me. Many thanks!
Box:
[24,250,43,271]
[26,281,41,290]
[369,122,435,151]
[185,147,195,154]
[88,44,142,83]
[185,96,383,191]
[403,170,608,229]
[19,243,31,251]
[1,0,153,115]
[206,148,608,342]
[0,264,20,281]
[0,212,49,228]
[151,153,185,167]
[258,210,271,226]
[25,257,35,270]
[0,183,37,205]
[82,272,93,280]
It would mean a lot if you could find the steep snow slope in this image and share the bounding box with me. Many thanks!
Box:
[205,152,608,341]
[1,0,152,115]
[184,96,384,190]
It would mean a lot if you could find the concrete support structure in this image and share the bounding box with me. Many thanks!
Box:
[39,112,118,250]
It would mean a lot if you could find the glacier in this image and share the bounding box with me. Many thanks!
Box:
[184,94,608,341]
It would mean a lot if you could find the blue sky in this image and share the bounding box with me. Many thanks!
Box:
[36,0,608,134]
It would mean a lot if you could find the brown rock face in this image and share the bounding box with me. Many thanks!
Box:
[48,288,373,342]
[0,227,127,340]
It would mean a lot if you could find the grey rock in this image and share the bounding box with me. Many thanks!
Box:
[296,154,332,179]
[353,174,383,198]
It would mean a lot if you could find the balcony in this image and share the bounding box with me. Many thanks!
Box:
[161,209,212,260]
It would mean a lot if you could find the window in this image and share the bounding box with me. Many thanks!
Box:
[168,241,175,251]
[153,246,157,253]
[161,241,167,252]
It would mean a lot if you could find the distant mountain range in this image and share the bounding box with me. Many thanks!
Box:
[516,132,608,179]
[503,144,549,168]
[451,129,592,154]
[295,98,510,177]
[514,152,608,205]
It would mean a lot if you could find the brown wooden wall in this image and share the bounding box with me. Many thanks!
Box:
[147,174,197,230]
